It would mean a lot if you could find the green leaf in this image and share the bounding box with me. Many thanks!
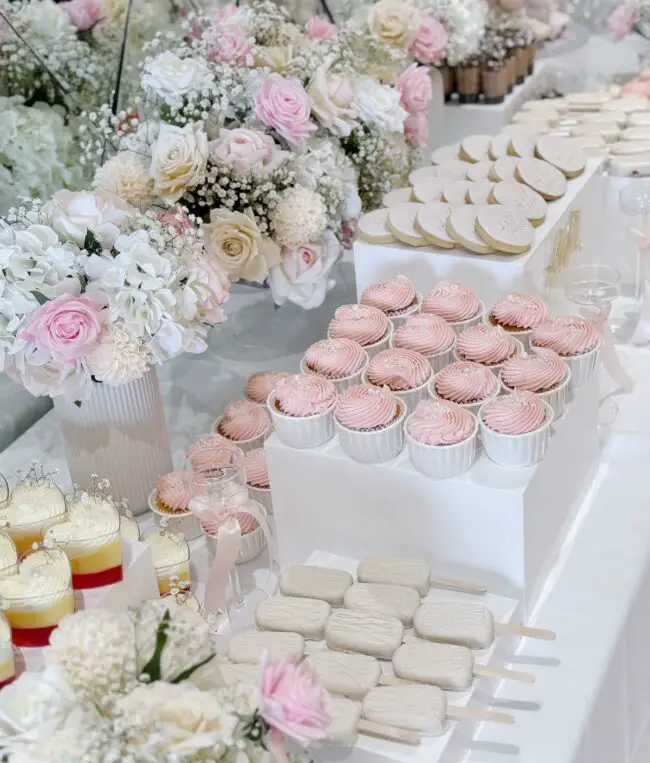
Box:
[31,291,48,306]
[83,230,103,255]
[73,400,82,409]
[140,610,171,682]
[170,652,216,684]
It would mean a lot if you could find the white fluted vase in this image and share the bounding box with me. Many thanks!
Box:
[54,368,172,515]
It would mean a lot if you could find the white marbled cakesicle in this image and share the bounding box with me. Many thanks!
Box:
[255,596,331,639]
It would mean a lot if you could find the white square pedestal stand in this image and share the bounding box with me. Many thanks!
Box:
[267,375,598,616]
[304,551,519,763]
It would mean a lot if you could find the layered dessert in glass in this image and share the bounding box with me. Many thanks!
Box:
[0,613,14,688]
[0,532,18,579]
[146,529,191,596]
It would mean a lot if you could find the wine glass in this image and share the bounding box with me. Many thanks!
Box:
[619,181,650,344]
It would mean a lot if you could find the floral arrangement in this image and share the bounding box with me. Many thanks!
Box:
[0,190,229,402]
[608,0,650,37]
[87,0,421,309]
[0,601,331,763]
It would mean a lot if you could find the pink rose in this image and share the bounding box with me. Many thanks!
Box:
[396,64,432,114]
[306,16,336,40]
[259,653,330,748]
[255,74,317,149]
[608,4,638,37]
[209,26,254,66]
[61,0,102,31]
[211,128,288,174]
[411,15,447,65]
[186,254,230,324]
[20,294,104,365]
[405,111,428,147]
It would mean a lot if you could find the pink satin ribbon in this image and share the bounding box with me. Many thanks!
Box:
[583,304,636,393]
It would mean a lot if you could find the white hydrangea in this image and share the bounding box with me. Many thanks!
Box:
[93,153,154,208]
[271,186,328,249]
[18,0,75,42]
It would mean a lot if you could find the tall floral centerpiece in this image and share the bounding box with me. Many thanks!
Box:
[0,191,229,512]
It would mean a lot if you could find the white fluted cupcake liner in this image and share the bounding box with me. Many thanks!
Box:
[335,399,407,464]
[247,484,273,516]
[148,490,201,541]
[447,302,486,336]
[390,335,456,374]
[212,417,268,453]
[454,337,525,377]
[268,394,335,449]
[405,413,479,479]
[539,342,600,391]
[499,366,572,421]
[300,352,370,394]
[428,371,501,417]
[202,524,266,565]
[387,292,423,329]
[328,325,395,360]
[478,399,554,468]
[362,369,432,416]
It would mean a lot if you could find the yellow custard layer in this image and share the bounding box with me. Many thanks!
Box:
[0,657,15,683]
[157,565,190,596]
[4,590,74,629]
[69,536,122,575]
[8,530,43,556]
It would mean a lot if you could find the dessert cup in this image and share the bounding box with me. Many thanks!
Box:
[300,352,370,394]
[247,484,273,516]
[405,412,479,479]
[484,313,537,351]
[479,398,554,468]
[429,370,501,417]
[327,325,393,360]
[531,338,601,391]
[389,334,456,374]
[362,368,431,416]
[0,531,18,580]
[4,483,67,555]
[0,613,14,689]
[146,529,191,596]
[268,392,336,449]
[119,514,141,543]
[48,526,123,590]
[148,490,201,541]
[386,292,423,329]
[335,398,407,464]
[454,337,525,377]
[202,522,266,565]
[499,365,572,420]
[446,302,486,336]
[212,416,268,452]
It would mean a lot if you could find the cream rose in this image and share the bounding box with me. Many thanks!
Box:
[255,45,295,73]
[368,0,422,49]
[211,128,288,174]
[203,208,280,283]
[150,122,208,203]
[308,64,358,138]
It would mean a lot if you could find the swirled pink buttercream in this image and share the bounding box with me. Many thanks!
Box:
[490,292,550,330]
[366,348,432,391]
[500,348,567,392]
[156,471,190,514]
[303,338,367,379]
[217,400,273,441]
[482,390,549,435]
[407,399,476,446]
[187,436,245,473]
[329,304,390,346]
[245,371,291,404]
[422,281,482,323]
[244,448,270,489]
[434,361,500,404]
[202,508,259,536]
[531,315,599,357]
[360,274,417,315]
[274,374,337,417]
[456,324,518,366]
[393,314,455,356]
[335,384,400,430]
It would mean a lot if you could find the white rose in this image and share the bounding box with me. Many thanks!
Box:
[368,0,421,48]
[308,64,358,138]
[210,128,288,175]
[150,122,208,203]
[20,0,75,41]
[354,78,408,133]
[142,52,214,109]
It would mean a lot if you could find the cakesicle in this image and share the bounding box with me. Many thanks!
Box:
[228,630,305,664]
[280,565,354,606]
[305,651,382,700]
[344,583,421,626]
[256,596,331,639]
[215,661,260,686]
[327,696,421,746]
[357,556,486,596]
[325,609,404,659]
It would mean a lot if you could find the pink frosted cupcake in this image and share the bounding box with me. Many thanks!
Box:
[201,501,265,564]
[455,324,523,375]
[530,315,600,389]
[430,360,500,415]
[148,472,201,540]
[360,274,422,327]
[479,390,554,467]
[215,400,273,452]
[328,304,392,358]
[335,384,406,463]
[487,292,550,349]
[405,399,478,478]
[422,282,484,334]
[243,448,273,515]
[391,314,456,372]
[363,347,432,412]
[499,348,570,419]
[245,371,291,407]
[301,338,369,392]
[268,374,338,449]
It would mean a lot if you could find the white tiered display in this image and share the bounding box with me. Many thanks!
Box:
[354,158,604,307]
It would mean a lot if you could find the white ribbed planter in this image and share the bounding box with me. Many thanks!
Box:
[54,368,172,515]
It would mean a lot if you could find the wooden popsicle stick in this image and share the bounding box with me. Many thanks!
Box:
[474,665,535,684]
[430,577,487,596]
[495,622,557,641]
[447,704,515,726]
[358,719,421,745]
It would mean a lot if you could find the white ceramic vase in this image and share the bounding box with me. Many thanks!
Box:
[54,368,173,515]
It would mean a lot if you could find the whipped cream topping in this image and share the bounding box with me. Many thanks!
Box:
[482,390,549,435]
[303,338,367,379]
[407,400,476,446]
[422,282,481,323]
[393,314,455,356]
[156,472,190,514]
[531,315,600,356]
[0,548,71,603]
[218,400,273,441]
[0,532,17,575]
[500,348,567,392]
[366,348,432,391]
[434,361,500,404]
[456,324,518,366]
[147,531,190,571]
[120,515,141,543]
[329,304,390,346]
[360,274,417,315]
[245,371,291,404]
[274,374,337,417]
[491,292,550,330]
[244,448,270,489]
[46,498,120,549]
[3,483,66,527]
[335,384,400,431]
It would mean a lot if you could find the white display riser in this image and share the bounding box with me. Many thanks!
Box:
[304,551,519,763]
[267,374,598,616]
[433,63,552,150]
[354,158,605,307]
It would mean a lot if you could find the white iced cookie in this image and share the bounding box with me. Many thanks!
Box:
[358,209,395,244]
[459,135,491,163]
[515,157,567,200]
[441,180,472,205]
[325,609,404,659]
[489,156,519,182]
[621,127,650,141]
[511,115,553,132]
[508,133,539,158]
[415,202,455,248]
[326,697,363,746]
[409,165,439,185]
[521,99,562,114]
[387,202,427,247]
[565,92,612,110]
[363,685,447,735]
[383,187,413,207]
[228,630,305,663]
[490,180,547,226]
[602,97,649,113]
[255,596,331,639]
[467,180,494,205]
[413,601,495,649]
[434,160,471,180]
[535,135,587,178]
[446,207,496,255]
[344,582,421,626]
[431,143,460,165]
[609,154,650,176]
[393,641,474,691]
[412,177,445,204]
[570,124,620,142]
[610,140,650,155]
[358,556,430,595]
[488,134,512,160]
[306,651,381,700]
[568,134,606,149]
[279,565,354,606]
[475,206,534,255]
[580,111,626,126]
[466,161,493,181]
[629,112,650,126]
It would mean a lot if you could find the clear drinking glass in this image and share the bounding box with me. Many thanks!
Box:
[617,182,650,342]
